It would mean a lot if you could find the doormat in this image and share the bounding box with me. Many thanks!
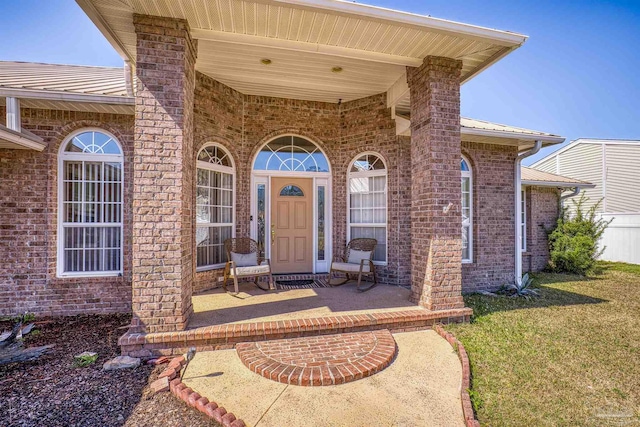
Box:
[275,279,330,290]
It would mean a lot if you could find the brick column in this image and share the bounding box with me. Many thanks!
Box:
[131,15,197,333]
[406,56,465,311]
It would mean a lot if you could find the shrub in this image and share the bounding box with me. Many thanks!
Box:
[547,193,611,275]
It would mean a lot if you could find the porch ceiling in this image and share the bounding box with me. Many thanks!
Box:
[77,0,527,106]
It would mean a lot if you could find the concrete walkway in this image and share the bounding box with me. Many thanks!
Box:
[182,330,464,427]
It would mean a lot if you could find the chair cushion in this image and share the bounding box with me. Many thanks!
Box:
[331,261,371,273]
[230,251,258,267]
[347,249,372,265]
[229,263,271,277]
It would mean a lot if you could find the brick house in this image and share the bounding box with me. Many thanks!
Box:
[0,1,591,351]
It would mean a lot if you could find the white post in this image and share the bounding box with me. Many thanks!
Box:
[6,97,21,131]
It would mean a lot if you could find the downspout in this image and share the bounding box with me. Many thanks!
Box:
[515,140,542,284]
[560,187,581,208]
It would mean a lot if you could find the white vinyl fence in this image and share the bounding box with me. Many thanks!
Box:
[598,214,640,265]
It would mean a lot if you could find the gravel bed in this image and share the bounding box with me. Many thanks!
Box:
[0,314,219,427]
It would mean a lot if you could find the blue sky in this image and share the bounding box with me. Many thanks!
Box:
[1,1,638,165]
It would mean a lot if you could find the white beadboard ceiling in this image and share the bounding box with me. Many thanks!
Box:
[77,0,527,107]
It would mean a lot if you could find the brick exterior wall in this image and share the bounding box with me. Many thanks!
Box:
[406,56,465,310]
[0,23,537,318]
[522,186,560,272]
[191,72,411,291]
[460,141,518,291]
[0,107,134,317]
[131,15,197,333]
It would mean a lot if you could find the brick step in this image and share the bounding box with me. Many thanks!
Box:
[119,307,471,357]
[236,329,397,386]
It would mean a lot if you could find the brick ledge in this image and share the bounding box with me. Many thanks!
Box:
[120,307,473,357]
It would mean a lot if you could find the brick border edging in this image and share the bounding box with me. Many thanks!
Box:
[433,325,480,427]
[155,356,246,427]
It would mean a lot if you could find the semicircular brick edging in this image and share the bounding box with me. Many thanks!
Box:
[236,329,397,386]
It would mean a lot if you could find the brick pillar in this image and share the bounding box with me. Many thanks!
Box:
[131,15,197,333]
[407,56,465,311]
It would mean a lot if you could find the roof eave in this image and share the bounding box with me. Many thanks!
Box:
[0,87,134,105]
[0,125,46,151]
[521,180,596,189]
[461,127,565,145]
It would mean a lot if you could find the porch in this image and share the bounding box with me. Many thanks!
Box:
[120,280,472,357]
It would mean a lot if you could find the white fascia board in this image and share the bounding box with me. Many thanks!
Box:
[75,0,134,63]
[0,88,134,106]
[460,45,517,84]
[0,126,46,151]
[193,29,422,67]
[521,180,596,189]
[265,0,527,46]
[461,127,565,144]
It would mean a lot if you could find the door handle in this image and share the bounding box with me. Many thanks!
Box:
[271,224,276,245]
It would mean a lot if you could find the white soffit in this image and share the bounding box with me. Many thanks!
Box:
[77,0,527,104]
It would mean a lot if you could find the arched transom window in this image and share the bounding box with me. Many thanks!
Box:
[461,157,473,263]
[348,153,387,262]
[196,144,235,269]
[58,130,123,275]
[253,135,329,172]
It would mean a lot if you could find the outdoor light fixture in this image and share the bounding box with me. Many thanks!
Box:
[331,66,343,73]
[261,58,272,65]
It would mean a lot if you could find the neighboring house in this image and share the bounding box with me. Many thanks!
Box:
[532,139,640,264]
[0,0,579,348]
[521,167,595,272]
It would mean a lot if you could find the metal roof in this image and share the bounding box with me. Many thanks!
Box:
[521,166,594,188]
[77,0,527,107]
[0,61,134,114]
[0,61,129,97]
[462,117,562,139]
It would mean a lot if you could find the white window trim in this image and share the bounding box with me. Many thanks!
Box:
[250,135,332,274]
[462,155,473,264]
[196,143,236,272]
[57,128,124,278]
[347,152,388,265]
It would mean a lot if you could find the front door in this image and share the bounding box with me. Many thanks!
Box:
[270,177,313,274]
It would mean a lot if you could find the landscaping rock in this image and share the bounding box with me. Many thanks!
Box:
[103,355,140,371]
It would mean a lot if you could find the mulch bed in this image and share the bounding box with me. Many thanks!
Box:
[0,314,219,427]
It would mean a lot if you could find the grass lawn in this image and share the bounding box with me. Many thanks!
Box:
[446,262,640,426]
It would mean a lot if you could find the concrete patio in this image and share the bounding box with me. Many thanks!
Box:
[189,281,418,329]
[182,330,465,427]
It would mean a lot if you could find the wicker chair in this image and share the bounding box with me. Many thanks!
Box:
[329,238,377,292]
[223,238,273,294]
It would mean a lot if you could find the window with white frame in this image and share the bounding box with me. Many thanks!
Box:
[196,145,234,270]
[59,130,123,275]
[461,157,473,262]
[348,153,387,262]
[521,189,527,251]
